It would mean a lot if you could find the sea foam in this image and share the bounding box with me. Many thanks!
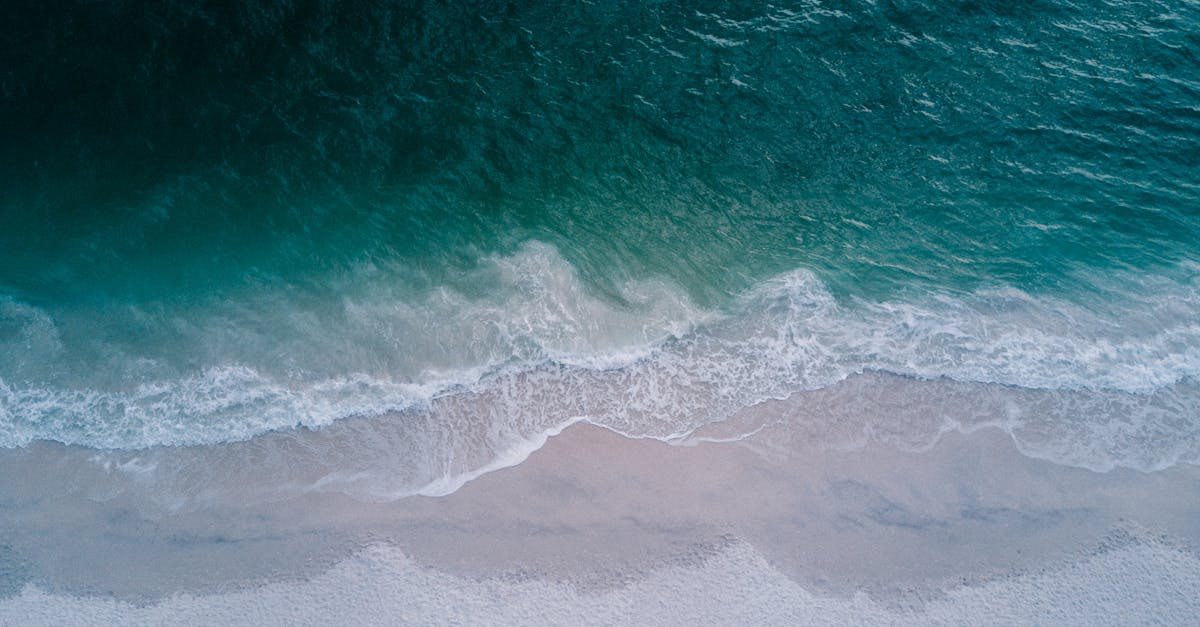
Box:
[1,242,1198,485]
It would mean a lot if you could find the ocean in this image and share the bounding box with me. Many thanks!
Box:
[2,0,1199,498]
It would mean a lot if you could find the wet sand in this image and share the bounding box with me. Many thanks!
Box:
[1,408,1198,623]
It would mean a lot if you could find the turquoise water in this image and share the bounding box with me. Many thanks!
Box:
[1,1,1198,473]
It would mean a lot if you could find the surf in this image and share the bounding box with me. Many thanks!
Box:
[2,243,1197,494]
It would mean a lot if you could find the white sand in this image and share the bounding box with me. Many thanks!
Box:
[1,411,1198,624]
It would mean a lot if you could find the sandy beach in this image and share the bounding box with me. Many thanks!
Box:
[2,379,1198,623]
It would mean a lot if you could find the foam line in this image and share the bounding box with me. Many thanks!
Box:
[1,243,1197,478]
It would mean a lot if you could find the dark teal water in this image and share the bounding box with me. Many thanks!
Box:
[2,1,1199,463]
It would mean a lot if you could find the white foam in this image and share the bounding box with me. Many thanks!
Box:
[0,366,437,449]
[408,415,589,498]
[1,242,1198,482]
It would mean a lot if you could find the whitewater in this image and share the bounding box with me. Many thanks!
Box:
[3,242,1197,503]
